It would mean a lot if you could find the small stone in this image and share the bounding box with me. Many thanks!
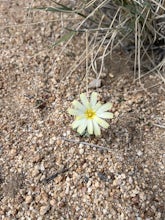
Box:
[40,175,46,181]
[119,173,126,179]
[69,147,75,154]
[87,180,92,187]
[144,168,149,173]
[10,149,17,158]
[155,212,162,219]
[40,205,50,216]
[128,176,133,184]
[79,148,84,154]
[95,181,100,188]
[79,143,83,148]
[72,171,79,180]
[120,213,124,220]
[40,163,45,172]
[132,195,139,204]
[25,195,32,204]
[56,139,62,146]
[41,192,48,204]
[137,150,143,156]
[37,132,43,138]
[88,187,92,193]
[114,111,119,117]
[103,209,108,214]
[33,153,42,163]
[54,175,63,184]
[139,192,146,201]
[109,73,114,78]
[0,81,3,89]
[35,194,41,203]
[88,79,101,88]
[32,165,40,177]
[49,137,56,145]
[131,189,139,197]
[50,199,56,206]
[127,100,133,105]
[66,130,70,136]
[65,185,70,194]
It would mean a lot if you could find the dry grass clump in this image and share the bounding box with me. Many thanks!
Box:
[35,0,165,82]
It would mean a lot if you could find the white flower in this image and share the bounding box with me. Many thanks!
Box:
[68,92,113,136]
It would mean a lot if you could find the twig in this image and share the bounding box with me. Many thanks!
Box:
[61,137,110,151]
[153,123,165,129]
[43,166,69,183]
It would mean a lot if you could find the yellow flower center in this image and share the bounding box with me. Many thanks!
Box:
[85,109,96,119]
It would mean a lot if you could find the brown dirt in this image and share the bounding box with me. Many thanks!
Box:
[0,1,165,219]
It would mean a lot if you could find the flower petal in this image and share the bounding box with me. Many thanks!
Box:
[76,115,85,120]
[72,119,83,129]
[90,92,97,107]
[93,120,101,136]
[68,108,83,116]
[72,100,85,111]
[87,120,93,135]
[93,102,102,111]
[97,112,113,119]
[77,120,88,134]
[94,116,109,128]
[96,102,112,114]
[80,93,90,108]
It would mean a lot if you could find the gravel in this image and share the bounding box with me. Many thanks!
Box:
[0,1,165,220]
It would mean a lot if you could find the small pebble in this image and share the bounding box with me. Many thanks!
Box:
[137,150,143,156]
[25,195,33,204]
[88,79,102,88]
[79,148,84,154]
[40,205,50,216]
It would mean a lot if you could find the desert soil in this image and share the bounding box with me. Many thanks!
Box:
[0,1,165,220]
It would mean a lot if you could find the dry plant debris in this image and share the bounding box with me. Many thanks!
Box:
[0,1,165,220]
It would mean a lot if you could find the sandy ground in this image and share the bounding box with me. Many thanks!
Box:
[0,1,165,219]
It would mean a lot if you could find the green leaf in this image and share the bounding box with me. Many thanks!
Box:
[34,3,96,23]
[52,1,91,19]
[34,6,73,13]
[50,1,75,11]
[52,31,76,47]
[34,5,88,19]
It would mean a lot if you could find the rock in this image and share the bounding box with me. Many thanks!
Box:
[79,148,84,155]
[0,81,3,89]
[25,195,33,204]
[88,79,102,88]
[10,149,17,158]
[49,137,56,145]
[39,163,45,172]
[95,181,100,188]
[32,165,40,177]
[41,191,48,204]
[32,153,42,163]
[137,150,143,156]
[56,139,62,146]
[65,185,70,194]
[39,205,50,216]
[88,187,92,193]
[50,200,56,206]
